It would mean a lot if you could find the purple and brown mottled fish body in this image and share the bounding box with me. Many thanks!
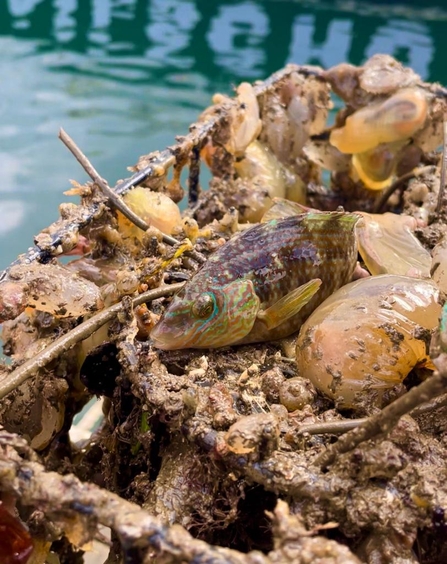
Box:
[151,212,360,349]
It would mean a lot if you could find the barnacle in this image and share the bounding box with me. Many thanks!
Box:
[0,263,103,322]
[330,88,428,155]
[224,413,279,456]
[296,275,440,409]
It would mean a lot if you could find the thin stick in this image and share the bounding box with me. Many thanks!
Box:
[297,393,447,436]
[115,160,175,196]
[314,353,447,469]
[59,128,206,265]
[59,128,152,233]
[436,121,447,214]
[373,165,435,213]
[0,430,268,564]
[188,144,202,205]
[0,65,317,278]
[0,283,184,400]
[298,419,367,436]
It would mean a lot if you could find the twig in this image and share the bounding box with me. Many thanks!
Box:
[411,391,447,416]
[188,144,202,205]
[0,283,184,400]
[59,128,150,233]
[373,165,435,213]
[436,121,447,214]
[114,160,174,196]
[298,419,366,436]
[0,430,268,564]
[314,353,447,469]
[0,64,318,279]
[59,128,206,265]
[297,393,447,436]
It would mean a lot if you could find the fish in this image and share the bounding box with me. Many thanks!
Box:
[263,198,432,279]
[150,212,361,350]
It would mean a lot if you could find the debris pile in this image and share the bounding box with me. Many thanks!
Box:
[1,55,447,563]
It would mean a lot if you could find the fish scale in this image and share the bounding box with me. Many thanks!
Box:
[151,212,360,349]
[206,215,357,306]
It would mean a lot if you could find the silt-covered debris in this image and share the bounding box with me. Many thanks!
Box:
[1,55,447,563]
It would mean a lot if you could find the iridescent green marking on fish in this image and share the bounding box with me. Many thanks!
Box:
[151,211,360,350]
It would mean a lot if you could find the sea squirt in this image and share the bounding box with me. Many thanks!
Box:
[330,88,428,155]
[295,275,440,409]
[350,143,399,190]
[355,212,431,278]
[117,186,182,240]
[151,211,360,349]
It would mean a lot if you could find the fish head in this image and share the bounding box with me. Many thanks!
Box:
[151,278,260,350]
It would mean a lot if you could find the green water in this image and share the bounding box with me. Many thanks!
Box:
[0,0,447,269]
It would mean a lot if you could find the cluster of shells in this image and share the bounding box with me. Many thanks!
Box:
[1,55,447,564]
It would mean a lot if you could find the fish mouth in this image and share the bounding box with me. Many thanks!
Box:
[150,319,192,350]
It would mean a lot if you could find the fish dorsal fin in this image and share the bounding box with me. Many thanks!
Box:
[262,200,361,232]
[303,210,361,230]
[257,278,322,330]
[262,198,310,222]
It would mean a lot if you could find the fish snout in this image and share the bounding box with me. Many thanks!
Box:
[150,316,191,350]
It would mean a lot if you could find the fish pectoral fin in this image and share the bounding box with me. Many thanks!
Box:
[257,278,322,331]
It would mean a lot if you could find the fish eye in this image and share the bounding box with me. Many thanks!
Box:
[192,293,215,319]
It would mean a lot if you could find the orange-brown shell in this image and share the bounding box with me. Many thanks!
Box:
[117,187,182,239]
[330,88,427,154]
[351,144,399,190]
[295,275,440,409]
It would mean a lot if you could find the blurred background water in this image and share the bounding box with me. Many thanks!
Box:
[0,0,447,269]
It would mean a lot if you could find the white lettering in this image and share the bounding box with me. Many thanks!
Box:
[288,14,352,68]
[54,0,77,43]
[7,0,44,18]
[365,19,433,79]
[90,0,111,46]
[145,0,199,67]
[206,2,269,77]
